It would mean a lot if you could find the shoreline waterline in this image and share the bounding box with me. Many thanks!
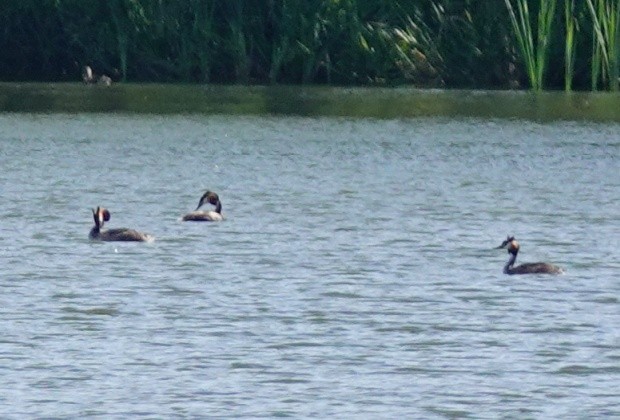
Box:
[1,82,619,122]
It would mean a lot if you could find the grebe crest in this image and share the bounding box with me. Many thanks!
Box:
[497,235,563,275]
[89,207,153,242]
[498,236,519,254]
[182,191,224,222]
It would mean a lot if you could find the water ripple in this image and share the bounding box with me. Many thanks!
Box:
[0,114,618,418]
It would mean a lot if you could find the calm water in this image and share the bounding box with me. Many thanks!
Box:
[0,114,618,418]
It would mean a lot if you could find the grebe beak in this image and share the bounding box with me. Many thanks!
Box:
[497,236,513,249]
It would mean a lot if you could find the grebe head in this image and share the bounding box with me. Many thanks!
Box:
[82,65,94,83]
[195,191,220,211]
[92,206,111,227]
[497,236,519,254]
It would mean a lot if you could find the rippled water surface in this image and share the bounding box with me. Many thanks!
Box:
[1,114,619,418]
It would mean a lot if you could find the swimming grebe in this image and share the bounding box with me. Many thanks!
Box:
[89,207,153,242]
[182,191,224,222]
[497,236,563,275]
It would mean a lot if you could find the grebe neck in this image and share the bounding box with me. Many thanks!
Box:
[214,201,222,214]
[89,225,100,239]
[504,251,518,274]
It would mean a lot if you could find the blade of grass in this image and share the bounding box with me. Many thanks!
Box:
[564,0,576,91]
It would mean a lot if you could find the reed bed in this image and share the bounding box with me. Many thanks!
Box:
[504,0,557,91]
[586,0,619,91]
[0,0,617,91]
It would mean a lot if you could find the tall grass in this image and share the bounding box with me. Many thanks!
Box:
[586,0,620,91]
[0,0,618,90]
[226,1,250,84]
[564,0,576,91]
[504,0,557,91]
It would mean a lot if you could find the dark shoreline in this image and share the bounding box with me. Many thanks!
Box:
[1,83,619,122]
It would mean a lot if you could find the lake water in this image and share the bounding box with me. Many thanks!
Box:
[0,113,619,418]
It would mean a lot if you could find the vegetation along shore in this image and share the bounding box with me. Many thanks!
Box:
[1,1,618,91]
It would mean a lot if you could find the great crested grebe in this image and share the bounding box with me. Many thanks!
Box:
[89,207,153,242]
[182,191,224,222]
[82,65,112,86]
[497,236,563,275]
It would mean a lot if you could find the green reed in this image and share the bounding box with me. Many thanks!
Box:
[586,0,619,91]
[564,0,576,91]
[504,0,557,91]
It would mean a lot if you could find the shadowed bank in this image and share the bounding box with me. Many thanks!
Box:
[1,83,619,122]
